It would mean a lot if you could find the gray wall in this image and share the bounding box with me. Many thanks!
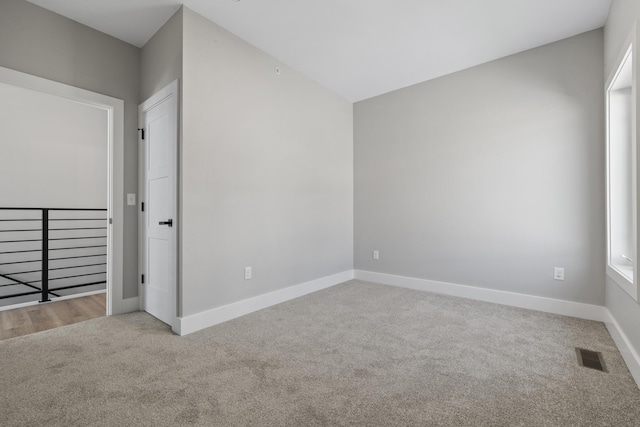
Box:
[0,82,107,208]
[605,0,640,76]
[604,0,640,359]
[0,0,141,299]
[140,7,183,102]
[180,8,353,317]
[607,276,640,350]
[354,30,605,305]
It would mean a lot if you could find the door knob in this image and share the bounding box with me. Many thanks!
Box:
[159,219,173,227]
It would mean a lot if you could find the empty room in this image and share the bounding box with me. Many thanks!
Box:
[2,0,640,425]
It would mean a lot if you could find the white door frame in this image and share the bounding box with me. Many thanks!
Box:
[138,80,179,331]
[0,66,126,315]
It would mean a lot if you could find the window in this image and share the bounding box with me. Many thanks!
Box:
[606,41,638,300]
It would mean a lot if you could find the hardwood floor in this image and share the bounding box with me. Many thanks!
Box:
[0,293,106,341]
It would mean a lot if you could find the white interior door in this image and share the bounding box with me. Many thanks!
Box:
[139,81,178,328]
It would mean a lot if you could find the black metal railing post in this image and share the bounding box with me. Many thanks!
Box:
[0,207,107,305]
[40,208,50,303]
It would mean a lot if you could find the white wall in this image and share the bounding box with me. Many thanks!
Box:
[354,30,605,305]
[180,8,353,317]
[604,0,640,365]
[0,0,140,300]
[0,82,107,208]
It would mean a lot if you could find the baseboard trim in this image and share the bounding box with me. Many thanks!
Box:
[0,290,107,312]
[0,300,40,312]
[603,309,640,388]
[53,289,106,302]
[354,270,606,322]
[176,270,355,336]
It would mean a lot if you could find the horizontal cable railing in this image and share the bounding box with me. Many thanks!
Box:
[0,207,107,305]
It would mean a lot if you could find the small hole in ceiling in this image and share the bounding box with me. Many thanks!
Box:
[275,67,281,75]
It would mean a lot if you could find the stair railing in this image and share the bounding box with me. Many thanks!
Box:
[0,207,107,305]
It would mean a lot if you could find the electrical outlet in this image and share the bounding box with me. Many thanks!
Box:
[553,267,564,281]
[244,267,252,280]
[373,250,379,260]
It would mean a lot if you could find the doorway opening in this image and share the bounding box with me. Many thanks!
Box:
[0,66,125,331]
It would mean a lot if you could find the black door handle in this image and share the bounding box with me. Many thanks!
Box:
[159,219,173,227]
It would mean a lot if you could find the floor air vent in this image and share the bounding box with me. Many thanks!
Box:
[576,348,607,372]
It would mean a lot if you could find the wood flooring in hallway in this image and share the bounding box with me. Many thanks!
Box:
[0,293,106,341]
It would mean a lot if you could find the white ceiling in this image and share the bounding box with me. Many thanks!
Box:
[26,0,612,102]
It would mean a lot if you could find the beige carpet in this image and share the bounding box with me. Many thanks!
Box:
[1,280,639,426]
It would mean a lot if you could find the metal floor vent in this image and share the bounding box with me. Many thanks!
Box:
[576,348,607,372]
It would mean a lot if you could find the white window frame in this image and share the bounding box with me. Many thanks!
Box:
[606,27,639,302]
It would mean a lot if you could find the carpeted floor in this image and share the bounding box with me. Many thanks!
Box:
[1,280,639,426]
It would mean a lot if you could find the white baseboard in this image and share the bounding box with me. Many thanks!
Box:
[53,289,106,302]
[176,270,355,336]
[0,289,107,312]
[354,270,606,322]
[603,309,640,388]
[0,300,40,312]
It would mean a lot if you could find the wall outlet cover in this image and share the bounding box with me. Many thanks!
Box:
[554,267,565,281]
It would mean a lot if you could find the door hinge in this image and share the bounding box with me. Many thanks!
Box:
[138,128,145,140]
[141,274,145,284]
[109,218,113,225]
[141,201,145,212]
